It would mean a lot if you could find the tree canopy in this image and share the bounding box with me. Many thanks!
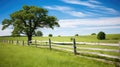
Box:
[48,34,53,37]
[97,31,106,40]
[2,5,59,45]
[35,31,43,36]
[75,34,79,36]
[91,33,96,35]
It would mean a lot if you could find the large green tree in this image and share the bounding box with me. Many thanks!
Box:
[2,5,59,45]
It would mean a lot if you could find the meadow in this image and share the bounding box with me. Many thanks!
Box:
[0,34,120,43]
[0,43,116,67]
[0,34,120,67]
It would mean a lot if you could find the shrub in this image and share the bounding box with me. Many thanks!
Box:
[70,38,73,41]
[35,31,43,36]
[49,34,53,37]
[75,34,79,36]
[97,31,106,40]
[58,35,61,37]
[91,33,96,35]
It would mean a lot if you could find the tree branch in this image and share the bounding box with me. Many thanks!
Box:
[21,18,27,27]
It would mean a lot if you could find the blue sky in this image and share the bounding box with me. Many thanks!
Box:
[0,0,120,36]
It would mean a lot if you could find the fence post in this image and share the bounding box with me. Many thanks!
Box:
[9,40,10,44]
[7,40,9,44]
[35,40,37,47]
[49,38,51,50]
[73,38,77,55]
[16,40,18,45]
[119,41,120,53]
[22,40,24,46]
[12,40,13,44]
[3,40,5,43]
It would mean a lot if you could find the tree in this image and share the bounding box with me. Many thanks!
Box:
[91,33,96,35]
[2,5,59,45]
[97,31,106,40]
[49,34,53,37]
[35,31,43,36]
[75,34,79,36]
[58,35,61,37]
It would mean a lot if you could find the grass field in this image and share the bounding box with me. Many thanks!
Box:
[0,43,116,67]
[0,34,120,43]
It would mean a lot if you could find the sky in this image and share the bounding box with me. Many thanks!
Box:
[0,0,120,36]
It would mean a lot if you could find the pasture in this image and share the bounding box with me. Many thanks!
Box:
[0,43,116,67]
[0,34,120,67]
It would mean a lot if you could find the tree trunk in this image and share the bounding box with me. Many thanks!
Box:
[27,35,32,45]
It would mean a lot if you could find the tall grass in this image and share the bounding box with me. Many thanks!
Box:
[0,43,115,67]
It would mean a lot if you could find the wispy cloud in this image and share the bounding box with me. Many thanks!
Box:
[45,1,119,18]
[89,0,102,4]
[62,0,98,8]
[84,26,120,30]
[59,17,120,28]
[62,0,119,14]
[44,6,72,11]
[44,6,87,17]
[99,6,119,14]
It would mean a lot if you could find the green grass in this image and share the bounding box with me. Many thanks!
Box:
[0,43,116,67]
[0,34,120,43]
[75,34,120,43]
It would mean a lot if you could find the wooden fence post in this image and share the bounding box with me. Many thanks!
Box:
[49,38,51,50]
[3,40,5,43]
[9,40,10,44]
[35,40,37,47]
[35,40,36,44]
[119,41,120,53]
[22,40,24,46]
[16,40,18,45]
[7,40,9,43]
[12,40,13,44]
[73,38,77,55]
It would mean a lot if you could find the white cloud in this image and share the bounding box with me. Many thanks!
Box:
[62,0,98,8]
[59,17,120,28]
[44,6,72,11]
[89,0,101,4]
[0,25,12,36]
[99,6,119,14]
[62,0,119,14]
[45,1,119,18]
[44,6,87,17]
[84,26,120,30]
[65,11,87,17]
